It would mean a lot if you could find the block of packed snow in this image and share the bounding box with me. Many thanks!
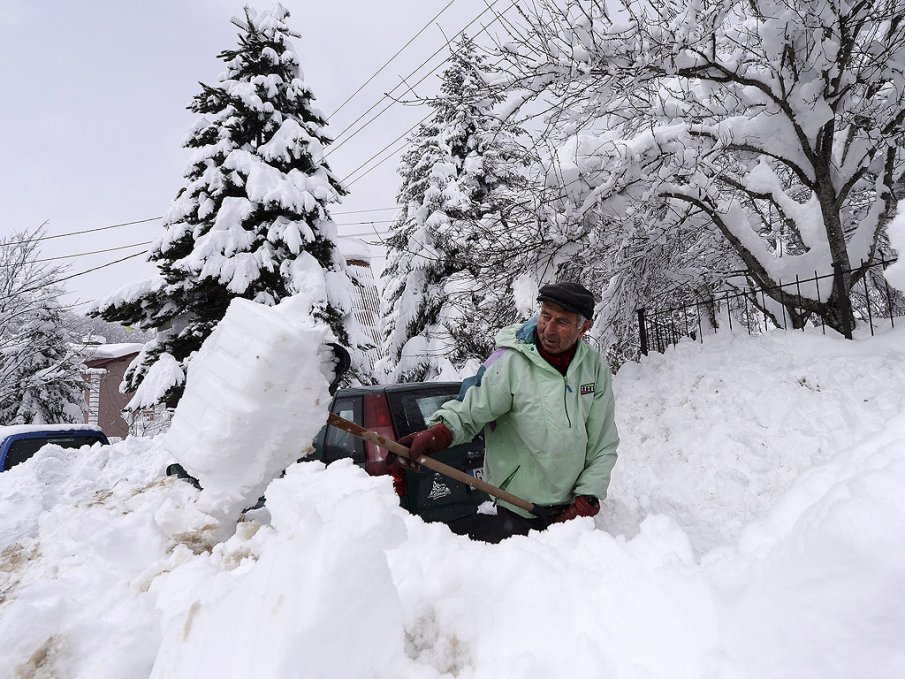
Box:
[162,294,334,521]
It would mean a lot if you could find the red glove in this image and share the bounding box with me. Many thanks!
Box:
[390,423,453,470]
[553,495,600,523]
[398,423,453,457]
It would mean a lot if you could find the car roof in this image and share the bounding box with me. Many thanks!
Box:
[0,424,106,445]
[335,381,462,397]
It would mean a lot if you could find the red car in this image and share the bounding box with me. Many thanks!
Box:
[313,382,488,524]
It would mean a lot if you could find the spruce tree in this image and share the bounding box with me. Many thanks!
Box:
[93,4,363,407]
[0,228,86,425]
[377,37,532,383]
[0,301,86,425]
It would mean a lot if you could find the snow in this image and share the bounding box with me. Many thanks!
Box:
[82,342,144,361]
[512,274,540,317]
[885,199,905,292]
[126,351,184,411]
[1,322,904,678]
[336,236,373,262]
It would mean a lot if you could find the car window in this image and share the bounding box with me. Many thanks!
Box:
[323,397,365,464]
[389,387,459,438]
[3,434,106,471]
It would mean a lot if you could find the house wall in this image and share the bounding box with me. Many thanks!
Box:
[84,354,137,439]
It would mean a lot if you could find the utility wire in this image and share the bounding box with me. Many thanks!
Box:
[1,207,401,250]
[35,241,152,263]
[341,112,433,184]
[0,217,161,247]
[339,230,392,238]
[329,0,519,189]
[0,240,152,268]
[344,136,415,188]
[333,206,400,215]
[327,0,458,121]
[14,251,149,298]
[325,0,510,155]
[335,220,395,227]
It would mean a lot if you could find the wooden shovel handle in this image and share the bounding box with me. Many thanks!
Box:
[326,412,535,514]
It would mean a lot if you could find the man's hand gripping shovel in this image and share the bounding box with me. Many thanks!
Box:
[326,413,565,521]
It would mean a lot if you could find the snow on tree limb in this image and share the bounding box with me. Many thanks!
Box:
[496,0,905,342]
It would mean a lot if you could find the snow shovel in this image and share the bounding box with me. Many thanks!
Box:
[326,413,565,520]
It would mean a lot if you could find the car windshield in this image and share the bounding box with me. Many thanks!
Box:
[3,434,106,471]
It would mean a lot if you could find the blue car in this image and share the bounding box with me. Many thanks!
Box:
[0,425,109,472]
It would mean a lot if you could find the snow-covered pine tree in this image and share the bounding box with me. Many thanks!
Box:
[0,303,87,425]
[92,4,365,407]
[377,36,532,383]
[0,229,86,425]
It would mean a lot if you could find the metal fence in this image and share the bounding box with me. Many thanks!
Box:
[637,257,903,356]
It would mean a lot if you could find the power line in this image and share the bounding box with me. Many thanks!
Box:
[35,241,152,263]
[0,240,152,268]
[1,208,402,250]
[328,0,520,192]
[332,206,400,215]
[325,0,512,157]
[15,250,149,298]
[0,217,161,247]
[345,136,415,188]
[339,230,391,238]
[335,219,396,227]
[326,0,458,121]
[341,112,433,185]
[55,250,148,283]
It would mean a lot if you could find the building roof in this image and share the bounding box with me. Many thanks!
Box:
[337,237,373,262]
[82,342,145,360]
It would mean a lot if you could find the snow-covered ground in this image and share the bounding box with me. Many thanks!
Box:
[1,318,904,678]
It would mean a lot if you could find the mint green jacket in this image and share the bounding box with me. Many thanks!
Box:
[431,320,619,518]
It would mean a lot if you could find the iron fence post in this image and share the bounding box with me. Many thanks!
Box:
[832,260,854,340]
[637,308,649,356]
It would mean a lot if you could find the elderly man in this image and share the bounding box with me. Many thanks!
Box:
[398,282,619,543]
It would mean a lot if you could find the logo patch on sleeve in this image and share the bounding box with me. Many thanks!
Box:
[580,383,595,395]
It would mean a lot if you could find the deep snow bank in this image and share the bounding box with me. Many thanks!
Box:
[608,326,905,553]
[1,326,903,678]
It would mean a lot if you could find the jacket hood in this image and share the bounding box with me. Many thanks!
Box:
[495,317,537,351]
[495,317,591,373]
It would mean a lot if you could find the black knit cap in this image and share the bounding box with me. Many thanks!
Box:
[536,282,596,319]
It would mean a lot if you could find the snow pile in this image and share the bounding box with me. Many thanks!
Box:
[151,461,409,678]
[0,436,172,677]
[609,327,905,553]
[163,295,333,521]
[1,325,904,677]
[712,413,905,679]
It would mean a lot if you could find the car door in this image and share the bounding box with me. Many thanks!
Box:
[386,386,488,523]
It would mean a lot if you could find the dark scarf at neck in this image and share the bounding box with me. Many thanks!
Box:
[535,335,578,375]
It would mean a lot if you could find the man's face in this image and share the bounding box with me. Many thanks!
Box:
[537,302,592,355]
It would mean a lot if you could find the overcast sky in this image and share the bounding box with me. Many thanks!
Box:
[0,0,516,311]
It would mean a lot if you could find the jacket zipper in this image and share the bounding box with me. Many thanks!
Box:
[563,377,572,428]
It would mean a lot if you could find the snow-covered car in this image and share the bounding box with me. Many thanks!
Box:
[314,382,488,524]
[0,424,109,472]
